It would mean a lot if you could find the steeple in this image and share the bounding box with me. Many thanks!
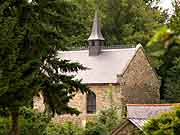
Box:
[88,11,104,56]
[88,11,104,41]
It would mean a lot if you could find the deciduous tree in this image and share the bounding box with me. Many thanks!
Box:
[146,0,180,102]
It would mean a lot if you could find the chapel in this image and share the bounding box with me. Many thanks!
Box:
[34,11,160,126]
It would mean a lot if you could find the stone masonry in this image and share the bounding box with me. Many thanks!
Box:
[119,48,160,104]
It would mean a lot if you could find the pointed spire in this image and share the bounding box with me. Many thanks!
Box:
[88,11,104,41]
[88,10,104,56]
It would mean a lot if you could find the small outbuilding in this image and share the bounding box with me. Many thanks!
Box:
[111,104,172,135]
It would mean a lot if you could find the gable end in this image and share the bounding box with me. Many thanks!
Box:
[119,44,160,104]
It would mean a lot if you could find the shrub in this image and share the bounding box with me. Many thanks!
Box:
[0,107,122,135]
[84,121,108,135]
[143,106,180,135]
[0,107,50,135]
[20,107,50,135]
[0,117,10,135]
[96,107,121,132]
[46,121,83,135]
[84,107,122,135]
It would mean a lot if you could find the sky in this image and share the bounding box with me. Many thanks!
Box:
[159,0,174,14]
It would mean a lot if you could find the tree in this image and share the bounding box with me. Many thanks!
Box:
[143,105,180,135]
[0,0,90,135]
[146,26,180,102]
[99,0,166,46]
[146,0,180,102]
[169,0,180,34]
[70,0,166,47]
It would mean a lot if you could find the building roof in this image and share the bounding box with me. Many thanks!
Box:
[111,104,173,135]
[127,104,172,130]
[58,44,142,84]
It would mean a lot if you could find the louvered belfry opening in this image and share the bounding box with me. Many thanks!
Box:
[86,93,96,114]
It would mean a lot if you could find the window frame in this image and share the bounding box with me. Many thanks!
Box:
[86,93,96,114]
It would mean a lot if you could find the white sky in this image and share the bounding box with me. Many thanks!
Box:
[159,0,174,14]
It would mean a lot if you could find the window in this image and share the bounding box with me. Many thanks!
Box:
[92,41,95,46]
[86,93,96,114]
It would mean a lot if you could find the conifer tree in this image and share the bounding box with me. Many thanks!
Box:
[0,0,90,135]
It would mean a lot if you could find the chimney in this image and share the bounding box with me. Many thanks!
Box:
[88,11,104,56]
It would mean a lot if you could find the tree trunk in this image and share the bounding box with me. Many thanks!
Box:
[9,111,20,135]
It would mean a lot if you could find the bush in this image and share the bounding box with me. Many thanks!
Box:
[84,121,108,135]
[0,108,84,135]
[0,107,122,135]
[84,107,122,135]
[20,107,50,135]
[46,121,83,135]
[0,107,50,135]
[0,117,10,135]
[97,107,121,132]
[143,106,180,135]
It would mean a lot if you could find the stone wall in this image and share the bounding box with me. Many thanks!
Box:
[54,84,123,126]
[120,48,160,104]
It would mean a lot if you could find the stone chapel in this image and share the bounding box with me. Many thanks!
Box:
[34,11,160,126]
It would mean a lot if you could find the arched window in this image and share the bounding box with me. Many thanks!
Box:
[86,93,96,114]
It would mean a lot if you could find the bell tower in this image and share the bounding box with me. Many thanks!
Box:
[88,11,104,56]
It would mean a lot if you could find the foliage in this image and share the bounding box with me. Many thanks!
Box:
[20,107,50,135]
[146,25,180,102]
[71,0,166,46]
[84,107,122,135]
[145,1,180,103]
[169,0,180,34]
[0,0,90,134]
[143,106,180,135]
[99,0,165,46]
[46,122,83,135]
[0,117,11,135]
[0,107,49,135]
[96,107,121,132]
[84,121,107,135]
[0,107,83,135]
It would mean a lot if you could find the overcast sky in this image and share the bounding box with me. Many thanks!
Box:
[159,0,174,14]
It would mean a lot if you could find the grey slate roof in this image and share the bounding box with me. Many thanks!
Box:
[88,11,104,41]
[128,119,146,130]
[127,104,172,130]
[58,44,142,84]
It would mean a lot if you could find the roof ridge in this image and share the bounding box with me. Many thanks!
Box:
[128,118,146,120]
[102,48,136,52]
[127,104,173,106]
[58,47,136,53]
